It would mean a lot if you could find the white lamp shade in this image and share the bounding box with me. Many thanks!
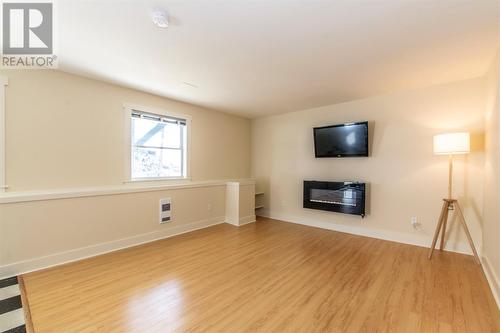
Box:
[433,132,470,155]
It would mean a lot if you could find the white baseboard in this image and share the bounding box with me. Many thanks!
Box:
[482,255,500,310]
[225,217,238,226]
[261,212,478,256]
[0,216,225,279]
[225,215,256,226]
[238,215,256,226]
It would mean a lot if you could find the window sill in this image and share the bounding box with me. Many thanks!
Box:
[124,177,189,184]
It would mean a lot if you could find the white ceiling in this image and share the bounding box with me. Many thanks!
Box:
[58,0,500,118]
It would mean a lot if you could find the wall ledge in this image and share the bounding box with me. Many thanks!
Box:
[0,178,256,204]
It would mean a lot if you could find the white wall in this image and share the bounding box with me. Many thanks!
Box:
[0,70,254,278]
[1,70,251,191]
[483,50,500,307]
[0,183,226,277]
[252,78,486,254]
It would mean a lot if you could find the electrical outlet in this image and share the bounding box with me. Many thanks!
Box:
[207,204,212,212]
[411,217,420,230]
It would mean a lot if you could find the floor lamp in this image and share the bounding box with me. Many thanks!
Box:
[428,132,480,264]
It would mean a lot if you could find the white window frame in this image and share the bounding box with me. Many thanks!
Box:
[0,76,8,192]
[123,103,191,182]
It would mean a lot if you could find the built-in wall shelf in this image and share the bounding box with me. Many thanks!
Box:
[255,191,264,211]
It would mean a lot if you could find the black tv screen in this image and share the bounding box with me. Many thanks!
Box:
[313,121,369,157]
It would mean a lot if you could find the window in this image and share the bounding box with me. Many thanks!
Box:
[125,105,189,181]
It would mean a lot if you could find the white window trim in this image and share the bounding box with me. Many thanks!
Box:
[123,103,192,183]
[0,76,8,192]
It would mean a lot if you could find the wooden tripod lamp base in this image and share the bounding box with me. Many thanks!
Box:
[429,132,480,264]
[428,198,480,264]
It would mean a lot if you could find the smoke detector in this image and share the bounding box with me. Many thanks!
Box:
[151,10,169,28]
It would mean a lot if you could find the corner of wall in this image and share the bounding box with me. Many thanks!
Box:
[482,255,500,310]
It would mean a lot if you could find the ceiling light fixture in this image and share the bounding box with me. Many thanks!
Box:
[151,10,169,28]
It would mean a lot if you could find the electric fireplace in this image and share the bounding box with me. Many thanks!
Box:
[303,181,366,217]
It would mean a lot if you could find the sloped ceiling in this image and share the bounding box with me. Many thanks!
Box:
[58,0,500,117]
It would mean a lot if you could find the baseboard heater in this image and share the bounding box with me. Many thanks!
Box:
[303,181,366,217]
[159,198,171,223]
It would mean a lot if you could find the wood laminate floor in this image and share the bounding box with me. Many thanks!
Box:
[23,218,499,332]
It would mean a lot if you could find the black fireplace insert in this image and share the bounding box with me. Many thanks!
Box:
[303,181,366,217]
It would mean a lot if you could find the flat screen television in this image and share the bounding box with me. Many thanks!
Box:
[313,121,369,157]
